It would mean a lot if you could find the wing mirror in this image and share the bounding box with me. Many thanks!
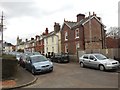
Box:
[94,59,97,61]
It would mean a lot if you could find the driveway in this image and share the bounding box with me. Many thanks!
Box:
[24,62,118,88]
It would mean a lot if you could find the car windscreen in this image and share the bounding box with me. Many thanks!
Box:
[16,54,21,57]
[31,56,48,63]
[94,54,107,60]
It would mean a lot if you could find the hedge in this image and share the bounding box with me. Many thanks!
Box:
[1,54,18,80]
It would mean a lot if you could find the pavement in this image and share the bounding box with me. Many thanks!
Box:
[1,66,37,90]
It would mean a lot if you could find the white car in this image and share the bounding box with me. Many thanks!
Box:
[79,53,119,71]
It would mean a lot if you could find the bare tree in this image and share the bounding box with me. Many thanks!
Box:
[106,27,120,39]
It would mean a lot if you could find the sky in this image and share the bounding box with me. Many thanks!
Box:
[0,0,119,45]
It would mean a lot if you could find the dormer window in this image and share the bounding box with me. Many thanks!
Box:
[75,28,79,39]
[65,31,68,41]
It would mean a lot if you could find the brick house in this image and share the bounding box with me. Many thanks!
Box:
[34,34,45,54]
[61,12,106,54]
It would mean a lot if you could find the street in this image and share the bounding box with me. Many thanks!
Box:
[24,62,118,88]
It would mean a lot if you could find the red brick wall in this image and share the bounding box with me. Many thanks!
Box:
[61,24,84,54]
[106,37,119,48]
[35,39,44,54]
[61,24,76,54]
[61,17,105,54]
[83,18,103,49]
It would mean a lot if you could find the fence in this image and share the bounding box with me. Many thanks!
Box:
[69,48,120,62]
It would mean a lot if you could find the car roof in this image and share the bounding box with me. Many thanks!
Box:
[83,53,103,56]
[29,54,43,58]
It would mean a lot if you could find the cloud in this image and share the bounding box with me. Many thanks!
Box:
[0,0,119,45]
[0,1,43,19]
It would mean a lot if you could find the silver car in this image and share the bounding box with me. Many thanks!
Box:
[79,53,119,71]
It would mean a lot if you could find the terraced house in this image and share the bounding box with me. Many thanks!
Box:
[34,34,45,54]
[61,12,106,54]
[44,22,61,55]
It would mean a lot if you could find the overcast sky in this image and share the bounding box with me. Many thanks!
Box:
[0,0,119,45]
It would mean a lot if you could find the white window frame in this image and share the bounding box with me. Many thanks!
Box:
[52,47,54,52]
[46,38,48,44]
[46,47,48,53]
[32,43,35,46]
[75,28,79,39]
[65,44,68,53]
[52,36,54,42]
[65,31,68,41]
[76,42,80,50]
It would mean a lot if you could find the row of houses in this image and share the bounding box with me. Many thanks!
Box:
[16,12,119,55]
[0,40,15,52]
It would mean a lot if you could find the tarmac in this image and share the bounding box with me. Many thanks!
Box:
[1,66,37,90]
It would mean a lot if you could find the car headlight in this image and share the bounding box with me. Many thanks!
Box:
[50,62,53,66]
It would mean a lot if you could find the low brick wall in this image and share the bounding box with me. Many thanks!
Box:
[2,58,18,80]
[69,54,78,62]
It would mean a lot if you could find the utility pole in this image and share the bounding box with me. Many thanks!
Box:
[0,11,4,55]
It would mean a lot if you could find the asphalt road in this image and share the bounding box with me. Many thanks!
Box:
[24,62,118,88]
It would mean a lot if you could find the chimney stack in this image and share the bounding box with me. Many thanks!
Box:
[45,28,48,35]
[76,13,85,22]
[31,38,34,40]
[25,39,28,42]
[89,12,91,16]
[54,22,60,33]
[35,35,39,40]
[93,12,96,16]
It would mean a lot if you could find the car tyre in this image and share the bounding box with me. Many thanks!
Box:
[99,65,105,71]
[50,68,53,72]
[57,59,61,63]
[31,68,36,75]
[80,62,84,68]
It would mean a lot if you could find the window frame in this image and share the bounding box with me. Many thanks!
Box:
[75,28,79,39]
[65,44,68,53]
[76,42,80,50]
[65,31,68,41]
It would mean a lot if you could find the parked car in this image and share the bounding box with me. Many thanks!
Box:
[79,53,119,71]
[24,52,41,56]
[25,55,53,75]
[32,52,41,55]
[51,53,69,63]
[16,53,22,61]
[19,54,28,68]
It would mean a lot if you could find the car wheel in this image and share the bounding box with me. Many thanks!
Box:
[80,62,84,68]
[99,65,105,71]
[31,68,36,75]
[57,59,61,63]
[50,68,53,72]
